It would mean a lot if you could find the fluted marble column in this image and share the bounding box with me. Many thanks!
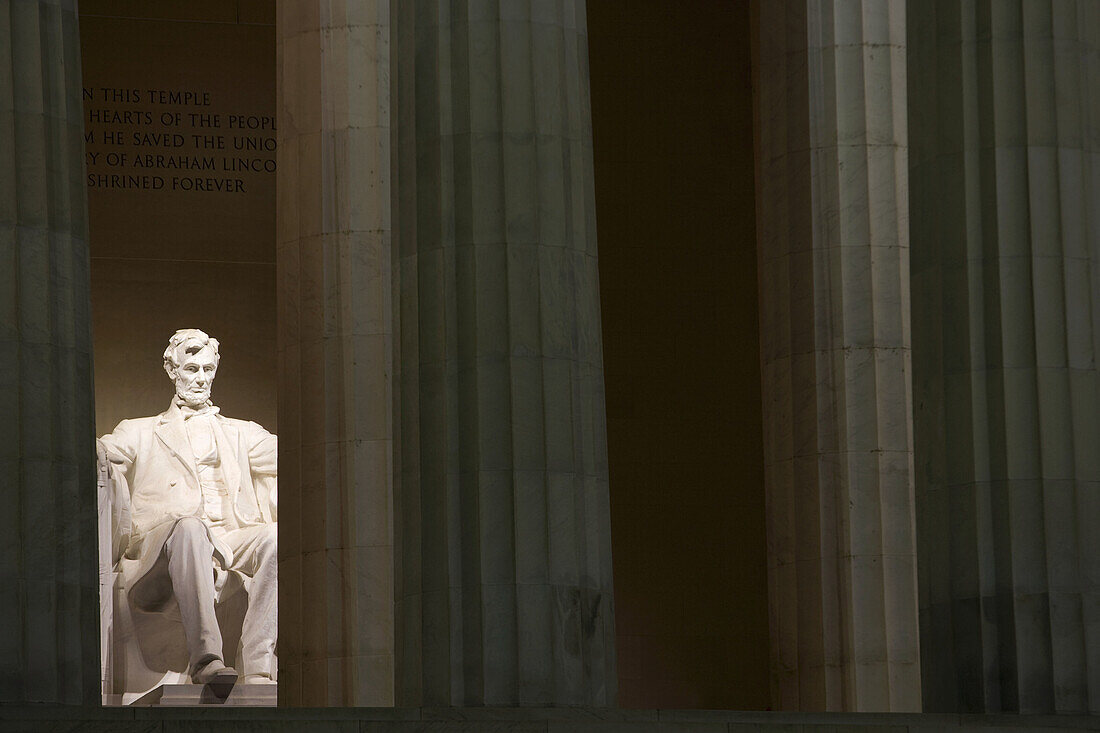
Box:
[276,0,394,705]
[0,0,99,705]
[910,0,1100,714]
[392,0,615,706]
[754,0,920,712]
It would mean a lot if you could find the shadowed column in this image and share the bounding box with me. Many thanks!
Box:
[0,0,99,705]
[393,0,616,706]
[753,0,921,712]
[276,0,395,705]
[910,0,1100,714]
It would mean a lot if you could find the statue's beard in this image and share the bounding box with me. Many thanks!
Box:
[176,383,211,407]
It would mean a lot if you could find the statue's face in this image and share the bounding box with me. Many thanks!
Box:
[172,345,218,407]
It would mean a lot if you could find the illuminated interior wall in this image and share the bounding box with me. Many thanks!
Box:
[81,0,277,435]
[588,1,771,709]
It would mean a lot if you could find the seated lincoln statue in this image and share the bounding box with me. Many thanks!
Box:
[97,328,277,687]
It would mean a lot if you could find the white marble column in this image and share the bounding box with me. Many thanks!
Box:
[0,0,99,704]
[754,0,921,712]
[276,0,395,706]
[392,0,616,706]
[910,0,1100,714]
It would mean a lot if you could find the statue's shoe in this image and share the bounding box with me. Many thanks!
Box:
[192,660,239,686]
[241,674,277,685]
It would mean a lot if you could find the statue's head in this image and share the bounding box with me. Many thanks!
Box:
[163,328,221,407]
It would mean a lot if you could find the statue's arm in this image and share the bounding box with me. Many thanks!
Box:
[247,422,277,522]
[98,420,139,475]
[97,421,138,565]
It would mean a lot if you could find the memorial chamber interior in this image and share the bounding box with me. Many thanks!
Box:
[81,0,277,704]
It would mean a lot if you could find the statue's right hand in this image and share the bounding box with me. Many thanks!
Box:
[96,439,107,469]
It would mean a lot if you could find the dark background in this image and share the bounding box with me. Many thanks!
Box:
[588,0,769,710]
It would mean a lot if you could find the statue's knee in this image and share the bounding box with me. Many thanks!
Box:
[259,523,277,551]
[169,516,210,546]
[250,523,277,567]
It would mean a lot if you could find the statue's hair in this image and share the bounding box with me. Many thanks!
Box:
[163,328,220,377]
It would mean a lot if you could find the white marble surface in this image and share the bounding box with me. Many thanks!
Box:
[97,330,279,702]
[127,682,277,707]
[754,0,920,713]
[276,0,396,707]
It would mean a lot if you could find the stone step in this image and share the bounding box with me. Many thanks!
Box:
[128,683,277,706]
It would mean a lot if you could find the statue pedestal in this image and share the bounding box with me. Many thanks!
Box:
[126,683,277,706]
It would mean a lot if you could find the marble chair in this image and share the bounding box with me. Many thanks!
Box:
[97,459,249,705]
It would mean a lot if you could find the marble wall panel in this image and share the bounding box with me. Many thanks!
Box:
[392,0,616,707]
[0,0,99,705]
[276,0,395,706]
[909,0,1100,715]
[754,0,921,713]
